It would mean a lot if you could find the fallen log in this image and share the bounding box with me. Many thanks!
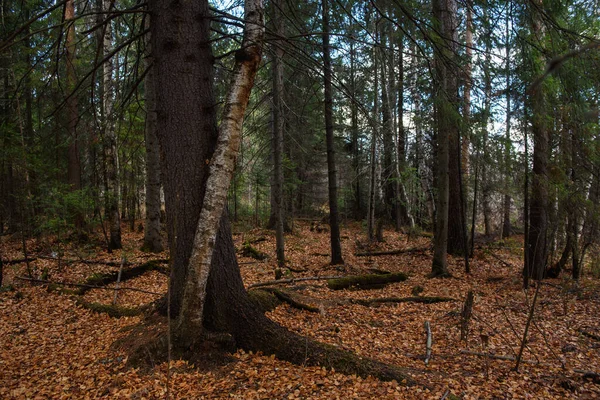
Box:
[3,257,38,265]
[76,298,145,318]
[327,272,408,290]
[355,247,429,257]
[15,276,161,295]
[37,256,169,268]
[247,275,344,289]
[579,329,600,342]
[354,296,455,307]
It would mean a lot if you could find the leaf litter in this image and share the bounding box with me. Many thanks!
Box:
[1,221,599,398]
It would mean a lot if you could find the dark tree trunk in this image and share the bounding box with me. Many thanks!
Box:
[350,38,361,220]
[141,25,163,253]
[525,0,549,282]
[272,0,285,267]
[432,0,459,274]
[65,0,83,228]
[322,0,344,265]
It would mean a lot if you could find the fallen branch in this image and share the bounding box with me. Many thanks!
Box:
[37,256,169,268]
[355,247,429,257]
[424,321,432,366]
[247,275,344,289]
[354,296,455,307]
[461,350,535,364]
[3,257,38,265]
[15,276,162,295]
[327,272,408,290]
[579,329,600,342]
[256,287,320,313]
[76,298,145,318]
[487,252,514,268]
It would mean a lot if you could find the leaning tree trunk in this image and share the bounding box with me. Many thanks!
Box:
[102,0,121,251]
[141,24,163,253]
[322,0,344,265]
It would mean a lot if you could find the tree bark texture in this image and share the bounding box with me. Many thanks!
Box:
[322,0,344,265]
[526,0,549,281]
[432,0,460,274]
[173,0,264,344]
[103,0,121,250]
[65,0,81,196]
[271,0,285,267]
[141,23,163,253]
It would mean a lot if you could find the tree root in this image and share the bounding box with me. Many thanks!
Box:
[354,296,455,307]
[249,287,320,313]
[327,272,408,290]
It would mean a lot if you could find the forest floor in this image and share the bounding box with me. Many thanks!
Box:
[1,220,600,399]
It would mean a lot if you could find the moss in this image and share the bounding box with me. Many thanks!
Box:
[248,288,282,312]
[77,299,143,318]
[327,272,408,290]
[240,243,268,260]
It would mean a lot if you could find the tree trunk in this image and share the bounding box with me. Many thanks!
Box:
[367,31,379,242]
[102,0,121,251]
[322,0,344,265]
[350,38,361,220]
[501,6,512,239]
[65,0,83,228]
[271,0,285,268]
[481,21,493,237]
[141,27,164,252]
[432,0,459,275]
[526,0,549,281]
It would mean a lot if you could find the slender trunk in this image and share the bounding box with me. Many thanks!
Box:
[432,0,459,274]
[367,32,379,242]
[350,38,361,220]
[481,23,492,236]
[272,0,285,267]
[462,0,472,182]
[322,0,343,265]
[526,0,549,282]
[65,0,83,228]
[501,5,512,238]
[103,0,121,250]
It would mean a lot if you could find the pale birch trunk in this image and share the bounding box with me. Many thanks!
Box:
[175,0,264,344]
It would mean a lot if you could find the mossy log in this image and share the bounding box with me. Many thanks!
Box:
[76,298,144,318]
[240,243,268,260]
[77,259,166,295]
[354,296,455,307]
[327,272,408,290]
[355,247,429,257]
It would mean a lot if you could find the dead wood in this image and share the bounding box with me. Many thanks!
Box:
[75,298,145,318]
[355,246,430,257]
[354,296,455,306]
[327,272,408,290]
[253,287,320,313]
[3,257,38,265]
[15,276,162,296]
[247,275,344,289]
[37,255,169,268]
[240,243,268,260]
[579,329,600,342]
[461,290,474,342]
